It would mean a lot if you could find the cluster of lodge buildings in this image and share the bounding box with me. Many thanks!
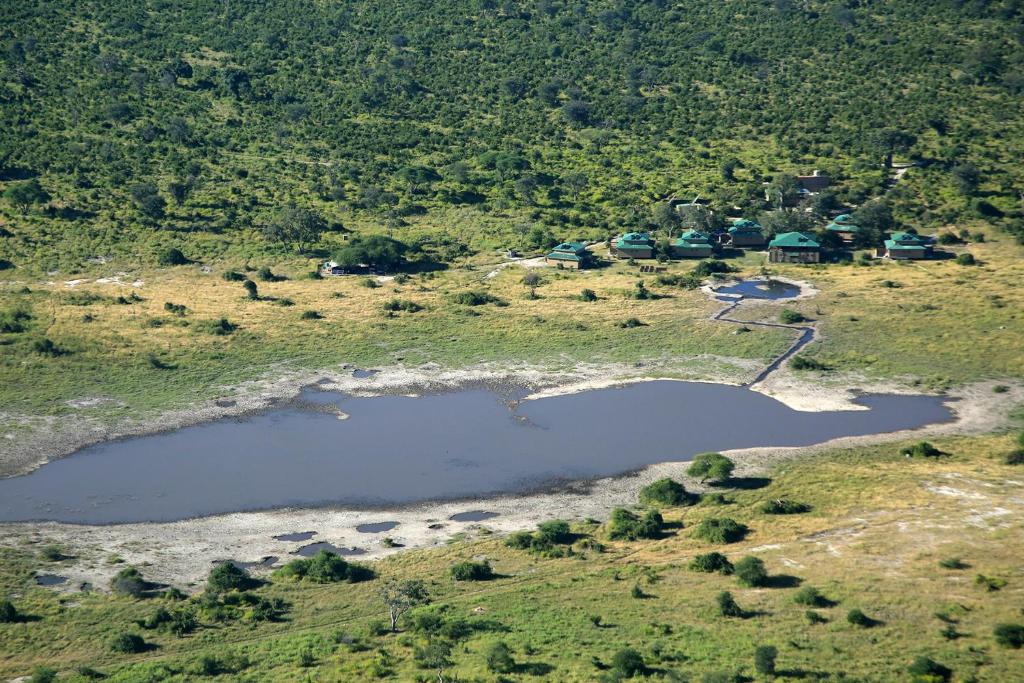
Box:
[545,216,936,269]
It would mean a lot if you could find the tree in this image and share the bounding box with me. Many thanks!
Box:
[561,99,592,126]
[689,552,734,574]
[110,632,147,653]
[414,638,452,680]
[450,560,493,581]
[720,158,740,182]
[653,201,681,234]
[3,179,49,215]
[734,556,769,587]
[767,173,800,208]
[167,178,194,205]
[0,599,18,622]
[243,279,258,300]
[157,247,190,266]
[694,517,748,544]
[951,163,980,196]
[687,452,734,483]
[611,648,646,677]
[334,235,408,272]
[639,478,692,507]
[994,623,1024,648]
[129,183,166,220]
[873,128,917,168]
[716,591,743,617]
[562,172,588,200]
[536,519,572,544]
[111,567,146,597]
[380,579,429,631]
[607,507,663,540]
[263,205,327,252]
[907,657,951,682]
[396,165,441,193]
[485,641,516,673]
[514,175,539,205]
[754,645,778,677]
[207,562,252,593]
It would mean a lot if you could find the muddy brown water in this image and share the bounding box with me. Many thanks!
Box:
[0,382,953,525]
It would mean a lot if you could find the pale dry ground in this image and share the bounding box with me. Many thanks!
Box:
[1,380,1018,591]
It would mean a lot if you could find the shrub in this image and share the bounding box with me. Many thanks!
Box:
[0,599,18,622]
[450,560,494,581]
[687,452,734,483]
[617,317,645,328]
[734,556,768,587]
[28,668,57,683]
[579,288,597,301]
[779,308,806,324]
[485,641,516,674]
[0,307,32,333]
[504,531,533,550]
[222,270,246,282]
[33,338,67,356]
[901,441,942,458]
[200,317,237,335]
[361,278,381,288]
[277,550,373,583]
[111,567,146,597]
[163,302,187,316]
[300,310,323,320]
[793,586,829,607]
[955,253,976,266]
[936,232,962,245]
[536,520,572,544]
[257,266,285,281]
[639,478,693,507]
[789,355,827,371]
[938,557,968,570]
[754,645,778,677]
[207,562,252,593]
[611,648,646,677]
[847,608,875,627]
[607,508,663,540]
[693,518,748,544]
[805,610,827,624]
[157,247,190,266]
[994,623,1024,648]
[110,632,147,653]
[760,499,811,514]
[382,298,423,313]
[693,260,734,277]
[1004,449,1024,465]
[689,552,734,575]
[450,290,496,306]
[908,657,952,682]
[242,279,258,300]
[975,574,1007,591]
[716,591,743,617]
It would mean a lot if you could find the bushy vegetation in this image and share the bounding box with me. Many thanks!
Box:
[693,517,748,544]
[606,508,664,541]
[276,550,374,584]
[687,452,735,484]
[760,499,811,515]
[734,556,769,588]
[450,560,494,582]
[689,552,734,575]
[638,478,693,507]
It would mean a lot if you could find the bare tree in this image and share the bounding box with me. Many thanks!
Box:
[379,579,428,632]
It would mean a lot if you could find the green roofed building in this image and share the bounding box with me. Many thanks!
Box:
[825,214,860,244]
[545,242,591,269]
[883,231,932,260]
[768,231,820,263]
[727,219,766,247]
[613,232,656,259]
[671,229,715,258]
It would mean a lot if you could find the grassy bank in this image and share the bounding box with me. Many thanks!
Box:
[1,432,1023,681]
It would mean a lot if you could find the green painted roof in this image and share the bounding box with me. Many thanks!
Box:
[675,230,712,246]
[552,242,587,253]
[769,231,820,249]
[546,251,582,261]
[616,232,654,249]
[833,214,854,224]
[826,221,860,232]
[729,220,762,234]
[889,231,927,244]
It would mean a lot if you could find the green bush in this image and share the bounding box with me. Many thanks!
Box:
[450,560,494,581]
[207,562,253,593]
[606,508,663,540]
[536,520,572,544]
[639,478,693,507]
[689,552,734,575]
[760,499,811,514]
[0,307,32,334]
[994,623,1024,648]
[450,290,497,306]
[847,608,876,628]
[111,567,146,597]
[199,317,237,335]
[793,586,829,607]
[734,556,768,587]
[907,657,952,682]
[242,279,258,299]
[222,270,246,282]
[693,517,748,544]
[901,441,942,458]
[754,645,778,677]
[687,452,734,484]
[579,288,598,301]
[300,310,323,320]
[610,648,646,677]
[693,260,734,277]
[789,355,827,371]
[277,550,373,583]
[157,247,190,266]
[805,610,828,624]
[716,591,743,617]
[382,298,423,313]
[617,316,645,328]
[110,632,147,653]
[504,531,534,550]
[0,599,18,622]
[28,668,57,683]
[779,308,807,324]
[1004,449,1024,465]
[955,252,976,266]
[485,641,516,674]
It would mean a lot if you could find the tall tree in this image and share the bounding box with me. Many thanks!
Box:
[3,179,49,215]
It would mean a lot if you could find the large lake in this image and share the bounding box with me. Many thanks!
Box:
[0,381,952,524]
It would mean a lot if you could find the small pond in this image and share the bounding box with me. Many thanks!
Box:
[356,521,399,534]
[35,574,68,586]
[450,511,500,523]
[715,279,802,300]
[0,382,953,525]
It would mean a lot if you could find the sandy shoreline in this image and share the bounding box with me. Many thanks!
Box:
[1,378,1019,591]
